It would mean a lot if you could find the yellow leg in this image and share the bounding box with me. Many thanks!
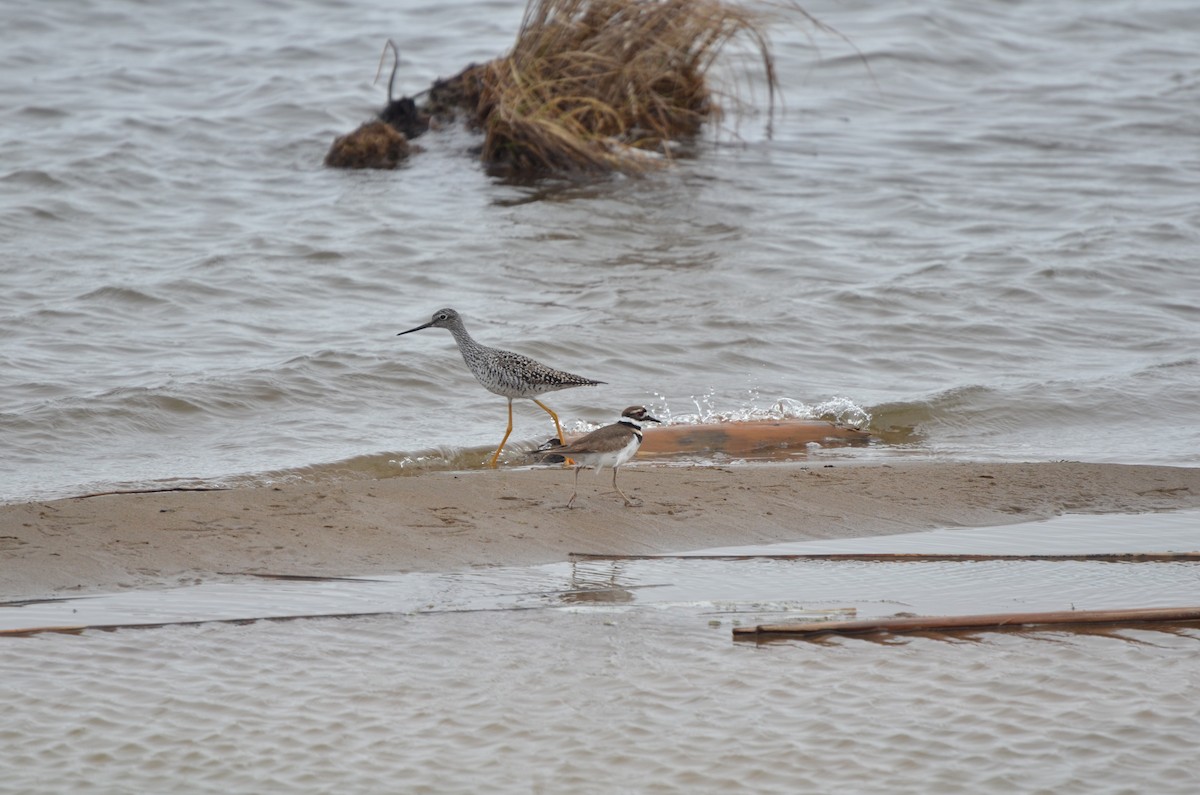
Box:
[490,399,514,468]
[533,398,574,465]
[531,398,566,444]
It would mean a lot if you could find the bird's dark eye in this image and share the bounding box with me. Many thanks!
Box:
[437,313,448,320]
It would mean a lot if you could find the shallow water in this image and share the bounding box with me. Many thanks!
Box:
[4,511,1200,633]
[3,512,1200,793]
[7,612,1200,794]
[3,0,1199,501]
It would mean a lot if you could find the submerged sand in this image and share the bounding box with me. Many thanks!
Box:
[2,461,1198,602]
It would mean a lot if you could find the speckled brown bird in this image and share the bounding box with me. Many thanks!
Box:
[398,307,604,467]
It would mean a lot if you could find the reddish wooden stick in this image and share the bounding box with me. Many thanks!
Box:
[733,606,1200,640]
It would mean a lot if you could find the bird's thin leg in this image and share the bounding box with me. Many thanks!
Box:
[566,465,581,508]
[613,467,638,507]
[532,398,565,444]
[532,398,575,466]
[490,399,514,468]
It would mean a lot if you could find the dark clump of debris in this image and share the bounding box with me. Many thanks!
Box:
[378,95,427,141]
[324,120,412,169]
[325,0,792,176]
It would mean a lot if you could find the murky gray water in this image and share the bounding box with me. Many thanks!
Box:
[3,0,1199,501]
[7,610,1200,795]
[3,512,1200,793]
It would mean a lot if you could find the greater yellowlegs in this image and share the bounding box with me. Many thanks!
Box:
[397,307,604,467]
[534,405,660,507]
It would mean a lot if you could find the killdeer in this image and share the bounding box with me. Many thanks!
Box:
[535,405,661,508]
[398,308,605,467]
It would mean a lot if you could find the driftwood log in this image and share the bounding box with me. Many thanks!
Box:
[570,551,1200,563]
[733,606,1200,641]
[638,420,868,457]
[532,419,869,463]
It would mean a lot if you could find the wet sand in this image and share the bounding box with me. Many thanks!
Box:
[2,461,1198,602]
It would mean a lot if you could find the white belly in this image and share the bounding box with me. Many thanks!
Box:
[581,434,641,472]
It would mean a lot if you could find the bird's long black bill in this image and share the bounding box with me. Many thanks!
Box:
[646,415,664,424]
[397,322,434,336]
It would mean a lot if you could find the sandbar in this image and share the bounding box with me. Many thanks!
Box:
[2,461,1198,602]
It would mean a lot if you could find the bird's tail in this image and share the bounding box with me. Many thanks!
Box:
[529,438,568,464]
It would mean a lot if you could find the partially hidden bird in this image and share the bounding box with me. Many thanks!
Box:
[534,405,661,508]
[397,307,604,467]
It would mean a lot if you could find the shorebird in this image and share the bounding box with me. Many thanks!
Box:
[397,307,604,467]
[534,405,661,508]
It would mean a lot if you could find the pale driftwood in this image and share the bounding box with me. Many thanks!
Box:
[732,606,1200,640]
[570,551,1200,563]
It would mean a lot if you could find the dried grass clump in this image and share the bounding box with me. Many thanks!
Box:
[475,0,778,175]
[425,63,490,124]
[324,120,412,169]
[326,0,792,175]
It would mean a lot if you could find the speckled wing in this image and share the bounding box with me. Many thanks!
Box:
[481,348,605,397]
